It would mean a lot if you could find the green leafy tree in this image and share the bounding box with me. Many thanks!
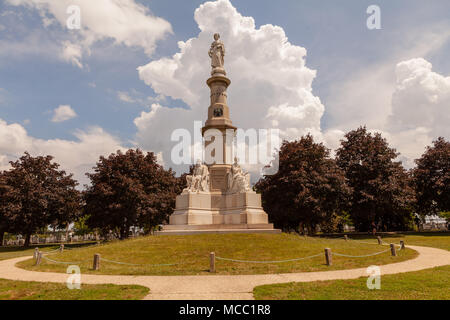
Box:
[84,149,180,239]
[413,137,450,217]
[440,212,450,221]
[0,172,12,246]
[73,215,93,236]
[0,153,81,247]
[336,127,415,231]
[255,135,350,233]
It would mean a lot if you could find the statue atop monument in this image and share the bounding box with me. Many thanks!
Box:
[183,159,210,193]
[209,33,226,75]
[227,157,251,193]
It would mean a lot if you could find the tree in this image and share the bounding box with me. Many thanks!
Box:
[255,135,350,233]
[0,172,12,246]
[413,137,450,217]
[84,149,180,239]
[0,153,81,247]
[73,215,93,236]
[336,127,415,232]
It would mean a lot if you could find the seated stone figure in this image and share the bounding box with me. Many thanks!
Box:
[227,157,251,193]
[184,160,210,193]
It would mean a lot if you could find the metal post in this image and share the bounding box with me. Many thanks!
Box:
[377,236,382,245]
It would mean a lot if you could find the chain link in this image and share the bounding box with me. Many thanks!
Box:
[37,237,405,267]
[100,257,178,267]
[42,255,87,265]
[332,248,391,258]
[216,253,323,264]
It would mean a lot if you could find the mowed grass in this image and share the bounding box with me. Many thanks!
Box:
[0,279,149,300]
[377,233,450,251]
[0,242,96,261]
[17,233,416,276]
[253,265,450,300]
[253,232,450,300]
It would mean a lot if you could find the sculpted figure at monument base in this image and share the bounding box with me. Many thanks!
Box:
[166,191,274,231]
[227,158,251,193]
[183,160,210,193]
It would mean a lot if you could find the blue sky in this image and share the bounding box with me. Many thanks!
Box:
[0,0,449,182]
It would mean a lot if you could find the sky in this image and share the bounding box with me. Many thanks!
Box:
[0,0,449,186]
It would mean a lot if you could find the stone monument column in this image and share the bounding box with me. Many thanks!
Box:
[202,33,236,192]
[160,33,279,235]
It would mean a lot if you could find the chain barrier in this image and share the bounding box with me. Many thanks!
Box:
[332,248,391,258]
[345,238,381,245]
[63,243,101,251]
[99,257,178,267]
[42,255,88,265]
[215,253,323,264]
[35,236,406,268]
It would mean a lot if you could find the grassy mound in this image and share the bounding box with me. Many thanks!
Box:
[17,233,416,275]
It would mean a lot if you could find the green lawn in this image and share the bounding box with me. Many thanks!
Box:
[254,232,450,300]
[377,233,450,251]
[0,279,149,300]
[0,242,97,261]
[16,233,416,276]
[253,265,450,300]
[0,243,149,300]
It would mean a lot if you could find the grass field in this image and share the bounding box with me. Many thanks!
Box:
[0,242,96,261]
[16,233,416,276]
[0,243,149,300]
[0,279,149,300]
[253,265,450,300]
[376,233,450,251]
[253,232,450,300]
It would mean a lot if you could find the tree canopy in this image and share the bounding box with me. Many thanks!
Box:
[84,149,181,239]
[413,137,450,216]
[336,127,415,231]
[0,152,81,246]
[255,135,350,233]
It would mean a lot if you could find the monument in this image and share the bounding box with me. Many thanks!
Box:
[158,34,279,235]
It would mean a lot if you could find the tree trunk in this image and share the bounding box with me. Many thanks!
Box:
[298,222,304,235]
[24,233,31,247]
[0,230,5,247]
[120,225,128,240]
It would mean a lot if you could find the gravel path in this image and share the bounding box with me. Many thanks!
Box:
[0,245,449,300]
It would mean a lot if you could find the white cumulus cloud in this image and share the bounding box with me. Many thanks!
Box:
[6,0,172,66]
[0,119,126,185]
[385,58,450,168]
[51,105,77,122]
[136,0,324,173]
